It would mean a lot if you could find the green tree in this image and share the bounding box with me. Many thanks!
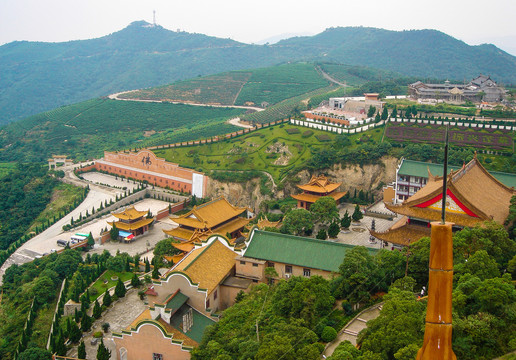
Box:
[18,347,52,360]
[92,299,102,319]
[321,326,337,342]
[316,229,327,240]
[153,239,180,256]
[81,313,92,332]
[131,273,142,288]
[152,265,160,279]
[340,210,351,229]
[367,105,376,117]
[328,222,340,238]
[54,332,67,356]
[96,339,111,360]
[351,204,363,222]
[32,276,56,306]
[455,250,500,280]
[391,105,398,119]
[87,232,95,247]
[310,196,339,224]
[359,288,425,359]
[145,258,151,272]
[114,279,126,298]
[102,290,112,307]
[69,321,82,343]
[78,340,86,359]
[281,208,314,236]
[110,224,119,240]
[264,267,278,285]
[381,106,389,120]
[105,256,125,272]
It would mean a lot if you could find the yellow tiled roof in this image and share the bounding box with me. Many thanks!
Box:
[213,217,251,237]
[292,191,347,203]
[173,242,196,252]
[112,206,148,220]
[297,175,342,194]
[371,218,431,246]
[174,240,236,294]
[108,217,154,231]
[163,227,195,241]
[172,197,247,229]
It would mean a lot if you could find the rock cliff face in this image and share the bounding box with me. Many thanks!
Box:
[205,157,399,211]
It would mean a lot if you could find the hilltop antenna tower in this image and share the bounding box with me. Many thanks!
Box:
[153,10,156,26]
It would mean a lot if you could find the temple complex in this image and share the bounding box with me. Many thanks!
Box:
[113,237,246,360]
[108,206,154,239]
[292,175,347,210]
[94,150,207,197]
[163,197,254,246]
[372,156,516,246]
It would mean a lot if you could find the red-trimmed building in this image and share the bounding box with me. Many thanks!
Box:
[372,156,516,246]
[94,150,207,198]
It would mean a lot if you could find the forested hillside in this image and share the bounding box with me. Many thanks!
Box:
[2,22,516,123]
[0,99,243,162]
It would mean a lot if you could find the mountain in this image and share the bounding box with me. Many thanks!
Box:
[2,23,516,124]
[0,21,283,124]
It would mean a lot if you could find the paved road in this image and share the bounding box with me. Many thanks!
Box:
[0,169,179,285]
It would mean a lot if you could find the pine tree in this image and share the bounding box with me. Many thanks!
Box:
[102,290,112,307]
[92,299,102,319]
[152,265,160,280]
[352,204,363,222]
[69,321,82,343]
[145,258,151,272]
[316,229,328,240]
[328,222,340,238]
[340,210,351,229]
[74,308,81,323]
[131,273,142,288]
[81,313,92,332]
[114,279,126,298]
[110,224,119,240]
[87,232,95,247]
[55,331,67,356]
[96,338,111,360]
[78,340,87,359]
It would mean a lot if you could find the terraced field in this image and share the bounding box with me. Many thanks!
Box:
[117,63,331,108]
[119,72,252,105]
[0,99,244,162]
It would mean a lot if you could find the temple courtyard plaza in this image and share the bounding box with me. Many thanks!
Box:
[80,171,140,192]
[66,288,147,359]
[333,202,397,249]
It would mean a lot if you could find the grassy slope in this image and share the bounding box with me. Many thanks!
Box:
[0,99,244,162]
[29,182,85,233]
[153,123,384,182]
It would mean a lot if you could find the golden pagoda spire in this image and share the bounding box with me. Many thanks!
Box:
[417,125,456,359]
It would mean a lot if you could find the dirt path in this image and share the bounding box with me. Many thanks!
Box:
[109,90,264,112]
[316,65,349,88]
[323,303,383,357]
[227,117,256,129]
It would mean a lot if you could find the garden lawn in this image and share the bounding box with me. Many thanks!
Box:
[89,270,133,302]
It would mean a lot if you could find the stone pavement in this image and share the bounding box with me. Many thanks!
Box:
[323,303,383,357]
[66,288,148,359]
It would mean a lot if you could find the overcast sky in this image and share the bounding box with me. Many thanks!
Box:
[1,0,515,55]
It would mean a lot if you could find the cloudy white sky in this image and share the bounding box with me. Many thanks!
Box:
[1,0,515,55]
